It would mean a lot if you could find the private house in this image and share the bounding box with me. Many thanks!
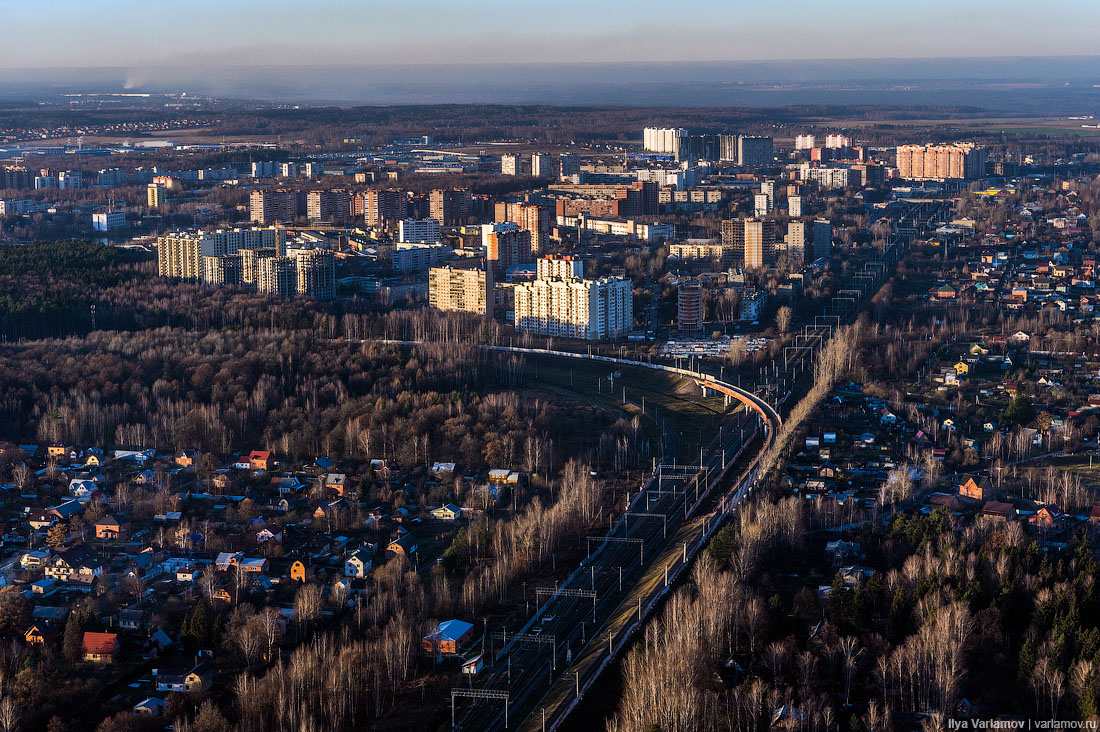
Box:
[119,608,146,632]
[47,445,75,460]
[387,533,418,556]
[215,552,244,571]
[1031,505,1065,529]
[156,661,215,693]
[313,499,346,521]
[422,619,474,655]
[272,475,307,494]
[82,632,120,664]
[248,450,272,471]
[174,448,201,467]
[239,557,268,574]
[24,625,50,645]
[95,515,130,540]
[133,698,166,717]
[45,546,103,581]
[430,503,463,522]
[981,501,1016,522]
[256,527,282,544]
[959,476,994,502]
[19,549,50,571]
[344,548,374,578]
[289,561,310,583]
[324,473,348,496]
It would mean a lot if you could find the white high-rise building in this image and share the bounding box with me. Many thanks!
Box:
[536,255,584,281]
[398,218,442,243]
[754,193,770,217]
[760,180,774,209]
[794,134,815,150]
[514,277,632,341]
[788,195,802,218]
[642,127,686,155]
[514,260,631,341]
[501,154,519,176]
[825,134,851,149]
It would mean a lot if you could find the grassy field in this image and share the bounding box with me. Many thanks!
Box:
[1030,453,1100,486]
[518,354,735,465]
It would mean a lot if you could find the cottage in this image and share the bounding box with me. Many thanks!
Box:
[430,503,463,522]
[24,625,50,645]
[422,619,474,655]
[324,473,348,496]
[133,698,166,717]
[45,546,103,580]
[248,450,272,471]
[174,448,201,467]
[94,515,130,540]
[981,501,1016,522]
[156,661,215,693]
[289,560,310,583]
[345,548,374,578]
[1031,505,1065,528]
[82,632,120,664]
[958,476,994,503]
[387,533,418,556]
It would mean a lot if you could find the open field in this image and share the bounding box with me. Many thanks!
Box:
[519,354,735,464]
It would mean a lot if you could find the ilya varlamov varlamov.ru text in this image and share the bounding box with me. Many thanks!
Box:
[949,722,1100,730]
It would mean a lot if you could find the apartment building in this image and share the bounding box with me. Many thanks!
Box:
[393,243,452,272]
[306,189,350,222]
[250,189,301,225]
[721,218,778,269]
[202,255,242,286]
[495,202,551,254]
[677,281,703,334]
[295,249,336,299]
[428,265,493,317]
[398,218,442,243]
[513,275,632,340]
[158,227,286,279]
[536,254,583,281]
[513,257,631,340]
[642,127,685,154]
[257,256,298,296]
[531,153,552,178]
[482,221,532,274]
[365,189,408,229]
[896,143,986,180]
[429,188,471,226]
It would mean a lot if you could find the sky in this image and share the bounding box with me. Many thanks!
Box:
[7,0,1100,69]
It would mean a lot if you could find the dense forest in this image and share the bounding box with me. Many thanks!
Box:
[0,328,649,473]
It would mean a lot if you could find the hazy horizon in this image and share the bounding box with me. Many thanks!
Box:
[3,56,1100,109]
